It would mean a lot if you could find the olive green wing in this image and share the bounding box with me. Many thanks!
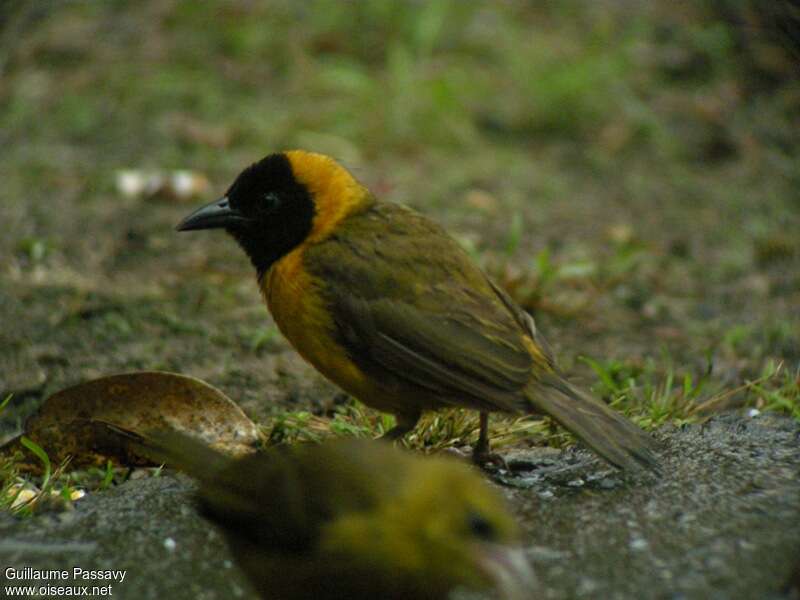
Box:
[489,277,556,367]
[311,203,539,412]
[337,292,535,412]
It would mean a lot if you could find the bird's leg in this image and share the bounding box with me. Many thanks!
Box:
[381,410,421,441]
[473,412,491,459]
[472,412,507,470]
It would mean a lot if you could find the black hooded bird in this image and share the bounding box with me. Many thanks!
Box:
[178,150,659,471]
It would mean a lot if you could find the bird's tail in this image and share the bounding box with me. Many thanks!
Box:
[139,430,235,481]
[526,375,660,473]
[92,421,234,482]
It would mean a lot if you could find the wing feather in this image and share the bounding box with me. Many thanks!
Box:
[310,204,537,413]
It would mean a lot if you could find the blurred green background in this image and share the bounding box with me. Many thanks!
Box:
[1,1,798,432]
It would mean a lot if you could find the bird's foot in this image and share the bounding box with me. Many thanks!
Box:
[439,446,508,472]
[472,447,509,472]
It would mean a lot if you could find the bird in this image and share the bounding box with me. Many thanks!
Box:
[177,150,659,472]
[140,432,535,600]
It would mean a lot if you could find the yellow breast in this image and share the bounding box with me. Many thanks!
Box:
[263,247,368,397]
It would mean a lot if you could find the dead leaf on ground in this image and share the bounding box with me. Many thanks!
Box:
[1,371,258,471]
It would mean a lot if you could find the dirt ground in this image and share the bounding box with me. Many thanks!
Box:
[1,2,798,599]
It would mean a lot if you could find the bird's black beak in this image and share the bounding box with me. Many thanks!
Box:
[176,197,251,231]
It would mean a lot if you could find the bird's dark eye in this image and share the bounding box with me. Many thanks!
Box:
[262,192,281,212]
[467,512,496,541]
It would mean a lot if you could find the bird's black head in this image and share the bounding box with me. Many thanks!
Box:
[177,153,315,276]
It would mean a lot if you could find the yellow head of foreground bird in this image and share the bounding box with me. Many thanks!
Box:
[177,151,659,472]
[148,434,534,600]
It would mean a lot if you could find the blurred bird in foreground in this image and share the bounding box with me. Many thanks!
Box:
[177,151,659,471]
[144,433,535,600]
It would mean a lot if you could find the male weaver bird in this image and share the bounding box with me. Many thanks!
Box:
[178,151,659,471]
[145,434,534,600]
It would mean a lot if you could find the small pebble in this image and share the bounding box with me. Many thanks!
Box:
[630,537,649,551]
[163,537,177,552]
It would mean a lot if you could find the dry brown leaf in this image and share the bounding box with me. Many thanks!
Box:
[2,371,258,470]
